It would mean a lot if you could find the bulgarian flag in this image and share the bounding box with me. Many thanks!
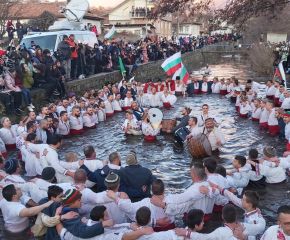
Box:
[275,61,286,82]
[104,25,116,40]
[172,62,190,84]
[161,52,182,76]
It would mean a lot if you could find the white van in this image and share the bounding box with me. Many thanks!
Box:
[20,31,98,53]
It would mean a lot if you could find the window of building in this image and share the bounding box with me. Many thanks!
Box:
[135,30,141,35]
[179,26,183,33]
[185,26,189,33]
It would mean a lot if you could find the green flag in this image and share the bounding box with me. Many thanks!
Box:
[118,57,126,77]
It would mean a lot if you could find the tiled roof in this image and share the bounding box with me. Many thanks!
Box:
[8,2,103,20]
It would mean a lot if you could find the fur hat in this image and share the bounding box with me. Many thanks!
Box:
[263,146,276,158]
[126,151,137,165]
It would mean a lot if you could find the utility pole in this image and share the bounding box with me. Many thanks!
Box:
[177,5,180,43]
[145,0,147,37]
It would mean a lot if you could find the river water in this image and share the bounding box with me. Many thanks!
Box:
[1,54,288,239]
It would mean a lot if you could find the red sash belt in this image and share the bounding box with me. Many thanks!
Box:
[201,91,208,93]
[266,95,274,99]
[84,125,96,129]
[287,142,290,152]
[279,101,282,106]
[70,128,84,135]
[114,110,122,113]
[61,134,70,139]
[175,91,182,96]
[145,135,156,141]
[239,113,248,118]
[274,97,279,105]
[163,102,172,108]
[1,152,7,157]
[5,143,16,150]
[184,212,211,222]
[259,122,268,130]
[220,89,227,94]
[252,117,259,121]
[153,222,175,232]
[212,149,219,153]
[268,125,279,135]
[235,106,240,112]
[213,204,224,212]
[194,89,199,94]
[106,113,114,117]
[122,106,131,111]
[17,152,22,160]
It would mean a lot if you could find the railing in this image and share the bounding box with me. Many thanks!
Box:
[129,11,154,18]
[201,44,253,53]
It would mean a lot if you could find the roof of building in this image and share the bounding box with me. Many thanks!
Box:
[104,23,155,29]
[8,2,103,21]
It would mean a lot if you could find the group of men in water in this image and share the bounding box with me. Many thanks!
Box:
[0,68,290,239]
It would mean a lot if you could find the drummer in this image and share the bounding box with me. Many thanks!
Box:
[196,104,221,127]
[120,109,142,135]
[167,107,192,133]
[186,117,201,139]
[141,112,162,141]
[201,117,226,152]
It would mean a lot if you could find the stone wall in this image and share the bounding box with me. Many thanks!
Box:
[3,49,224,123]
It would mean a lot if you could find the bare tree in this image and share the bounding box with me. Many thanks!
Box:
[89,6,113,16]
[26,11,57,31]
[0,0,22,39]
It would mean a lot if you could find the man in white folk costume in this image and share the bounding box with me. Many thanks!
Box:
[97,101,106,122]
[58,111,70,138]
[105,93,114,117]
[69,106,84,135]
[141,112,162,141]
[196,104,221,127]
[36,119,49,143]
[113,92,122,113]
[266,80,277,99]
[136,90,149,108]
[261,205,290,240]
[161,87,177,108]
[175,76,184,96]
[186,117,202,139]
[83,107,96,129]
[147,87,162,108]
[120,109,142,135]
[123,91,134,111]
[211,77,221,94]
[0,117,19,150]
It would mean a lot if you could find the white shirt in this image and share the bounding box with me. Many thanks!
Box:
[255,160,286,184]
[57,105,67,116]
[268,109,278,126]
[201,127,226,151]
[105,100,114,114]
[36,127,47,143]
[147,93,161,107]
[97,108,106,122]
[279,93,285,102]
[136,95,149,108]
[188,126,202,137]
[211,82,221,93]
[261,225,290,240]
[275,89,281,98]
[123,97,134,107]
[240,102,252,114]
[281,97,290,109]
[0,125,18,144]
[0,199,29,233]
[113,100,122,111]
[142,122,160,136]
[266,85,276,96]
[161,94,177,106]
[120,119,140,134]
[252,107,262,119]
[83,114,96,128]
[259,108,269,124]
[201,82,208,92]
[285,122,290,140]
[220,83,227,90]
[188,224,236,240]
[69,116,83,130]
[58,120,70,135]
[175,82,184,92]
[0,137,7,154]
[196,114,221,127]
[227,83,233,93]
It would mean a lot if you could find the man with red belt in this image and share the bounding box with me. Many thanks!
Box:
[105,93,114,117]
[186,76,199,95]
[59,111,70,138]
[284,112,290,151]
[265,80,276,99]
[155,79,164,93]
[164,76,175,94]
[69,107,83,135]
[267,102,279,135]
[83,107,96,129]
[0,117,19,150]
[199,75,213,94]
[68,34,78,79]
[274,81,282,106]
[175,76,184,96]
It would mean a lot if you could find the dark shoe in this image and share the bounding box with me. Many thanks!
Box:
[46,97,54,103]
[16,108,24,112]
[14,110,21,115]
[53,90,60,96]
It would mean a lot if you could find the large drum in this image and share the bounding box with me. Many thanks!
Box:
[188,134,212,158]
[174,127,191,147]
[161,119,176,132]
